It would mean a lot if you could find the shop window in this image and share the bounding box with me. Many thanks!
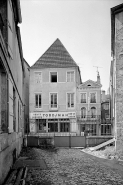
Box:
[81,107,86,118]
[35,94,42,108]
[36,119,46,131]
[91,107,96,118]
[35,72,42,83]
[101,124,111,135]
[85,124,96,136]
[67,93,74,108]
[81,93,86,103]
[90,93,96,103]
[67,71,74,82]
[60,122,70,132]
[50,93,57,108]
[50,72,57,82]
[48,122,58,132]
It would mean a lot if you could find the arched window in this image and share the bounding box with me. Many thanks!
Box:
[81,107,86,118]
[91,107,96,118]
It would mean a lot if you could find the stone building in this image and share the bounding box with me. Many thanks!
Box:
[29,38,82,136]
[77,73,102,136]
[111,3,123,153]
[0,0,25,183]
[23,59,30,133]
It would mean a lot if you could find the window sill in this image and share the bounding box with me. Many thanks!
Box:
[34,108,42,111]
[49,108,58,111]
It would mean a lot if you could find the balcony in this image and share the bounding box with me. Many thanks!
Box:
[77,115,101,123]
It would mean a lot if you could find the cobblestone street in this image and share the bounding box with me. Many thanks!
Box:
[20,147,123,185]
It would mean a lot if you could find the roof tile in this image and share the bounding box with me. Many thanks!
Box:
[31,38,78,68]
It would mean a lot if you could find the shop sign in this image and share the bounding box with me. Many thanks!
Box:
[30,112,76,119]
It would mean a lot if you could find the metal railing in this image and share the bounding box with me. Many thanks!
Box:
[77,115,101,122]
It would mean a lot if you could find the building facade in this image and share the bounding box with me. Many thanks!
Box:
[101,90,111,136]
[29,39,82,136]
[111,3,123,153]
[0,0,25,183]
[23,59,30,133]
[77,73,102,136]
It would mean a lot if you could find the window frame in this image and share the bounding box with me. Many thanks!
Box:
[35,93,42,109]
[50,92,58,109]
[34,71,42,83]
[91,107,96,118]
[66,70,75,82]
[81,107,87,118]
[67,93,75,108]
[50,71,58,83]
[80,92,87,103]
[89,92,97,103]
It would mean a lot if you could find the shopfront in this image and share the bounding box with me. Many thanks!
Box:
[29,112,76,134]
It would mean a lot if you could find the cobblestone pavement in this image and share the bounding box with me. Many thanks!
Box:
[24,148,123,185]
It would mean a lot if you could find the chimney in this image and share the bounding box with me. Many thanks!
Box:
[97,72,100,84]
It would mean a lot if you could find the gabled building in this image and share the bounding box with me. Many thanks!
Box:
[77,73,102,136]
[29,38,82,136]
[0,0,25,183]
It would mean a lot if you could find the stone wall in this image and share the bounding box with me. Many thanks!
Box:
[115,11,123,153]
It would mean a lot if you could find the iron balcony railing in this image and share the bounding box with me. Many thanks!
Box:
[77,115,101,122]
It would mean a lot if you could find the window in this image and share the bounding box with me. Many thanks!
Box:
[67,93,74,108]
[50,72,57,82]
[35,94,42,108]
[36,119,46,131]
[90,93,96,103]
[91,107,96,118]
[81,93,86,103]
[86,125,96,136]
[104,104,109,110]
[50,93,57,108]
[101,124,111,135]
[35,72,42,83]
[48,120,58,132]
[81,107,86,118]
[67,71,74,82]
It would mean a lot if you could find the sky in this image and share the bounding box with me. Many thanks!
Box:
[19,0,123,92]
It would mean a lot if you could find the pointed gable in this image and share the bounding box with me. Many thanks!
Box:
[31,38,78,69]
[79,79,102,89]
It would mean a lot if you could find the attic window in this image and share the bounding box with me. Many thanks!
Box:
[88,84,91,86]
